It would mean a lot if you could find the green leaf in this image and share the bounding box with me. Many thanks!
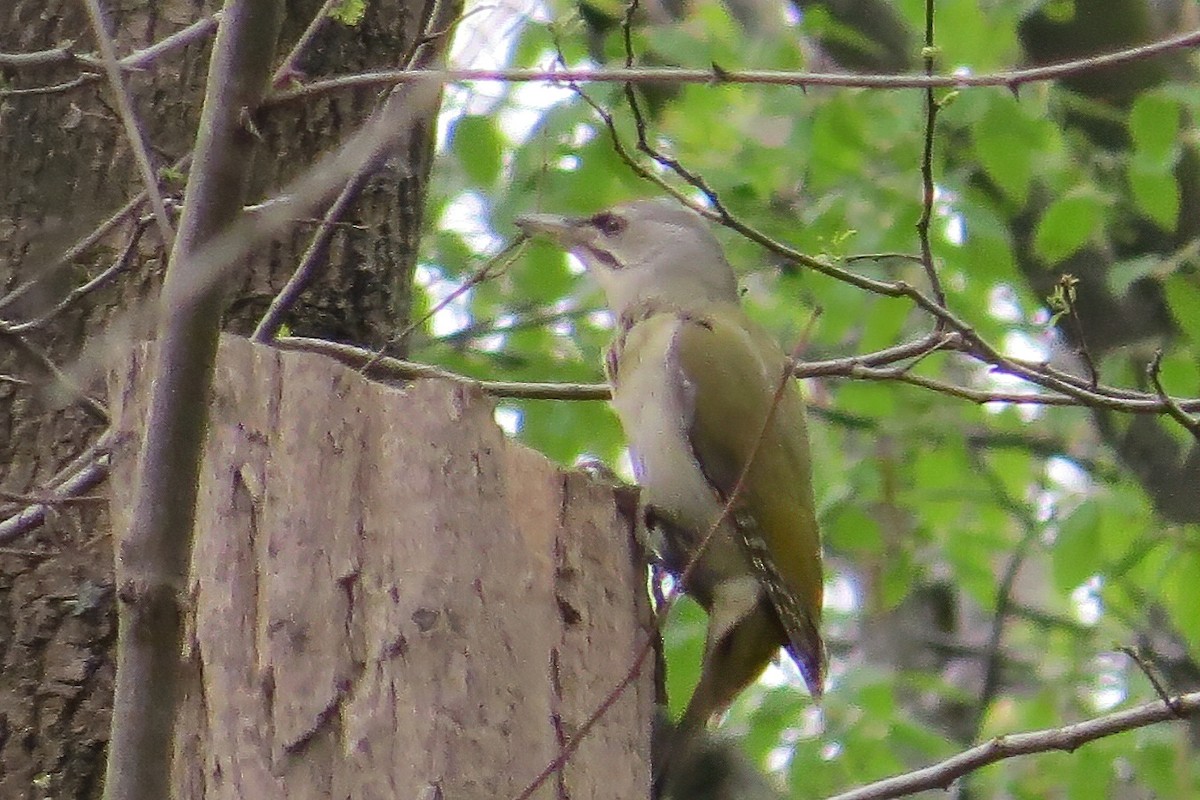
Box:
[1164,545,1200,661]
[828,505,883,553]
[1033,194,1104,264]
[1105,255,1162,296]
[1128,163,1179,231]
[1068,746,1111,800]
[1129,94,1181,166]
[858,296,910,353]
[1164,276,1200,342]
[452,115,504,187]
[944,523,1005,608]
[1137,739,1193,798]
[328,0,366,25]
[1041,0,1076,23]
[663,598,707,718]
[809,97,866,188]
[1052,501,1102,593]
[974,101,1037,204]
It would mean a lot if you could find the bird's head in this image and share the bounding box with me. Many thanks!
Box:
[516,198,739,319]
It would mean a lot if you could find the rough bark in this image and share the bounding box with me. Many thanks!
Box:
[105,334,654,799]
[1,0,446,793]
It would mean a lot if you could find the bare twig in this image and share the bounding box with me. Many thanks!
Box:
[273,0,339,85]
[512,637,655,800]
[0,45,92,69]
[273,335,609,399]
[355,237,527,364]
[0,490,106,504]
[0,430,114,544]
[250,177,368,342]
[825,691,1200,800]
[0,13,221,310]
[1049,275,1100,387]
[265,27,1200,105]
[915,0,947,313]
[0,13,219,74]
[274,330,1200,413]
[1117,646,1184,715]
[81,0,176,245]
[0,74,100,97]
[433,302,597,348]
[0,173,184,315]
[1148,349,1200,439]
[617,0,728,216]
[0,326,110,424]
[3,216,154,333]
[122,13,222,70]
[253,0,464,343]
[0,6,308,320]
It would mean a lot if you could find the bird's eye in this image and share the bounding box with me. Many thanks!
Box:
[590,212,626,237]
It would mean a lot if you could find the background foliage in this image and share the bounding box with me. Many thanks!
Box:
[415,0,1200,796]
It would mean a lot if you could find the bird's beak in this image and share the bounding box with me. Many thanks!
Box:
[514,213,588,246]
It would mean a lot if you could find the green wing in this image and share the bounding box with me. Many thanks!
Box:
[673,305,826,695]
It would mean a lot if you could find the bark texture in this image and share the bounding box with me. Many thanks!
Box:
[106,335,653,799]
[1,0,447,792]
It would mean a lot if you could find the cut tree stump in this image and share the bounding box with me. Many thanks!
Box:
[109,334,653,799]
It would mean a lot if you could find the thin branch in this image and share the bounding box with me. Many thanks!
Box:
[617,0,728,216]
[0,12,220,98]
[433,302,598,348]
[0,327,110,424]
[122,13,222,70]
[272,0,339,86]
[0,13,219,73]
[265,27,1200,105]
[1007,602,1094,635]
[253,0,465,342]
[0,74,101,97]
[0,14,221,311]
[798,348,1200,413]
[250,177,366,341]
[1148,349,1200,439]
[825,692,1200,800]
[512,635,656,800]
[915,0,947,313]
[0,170,184,314]
[82,0,176,245]
[275,330,1200,413]
[0,7,293,319]
[1049,274,1100,388]
[274,336,610,399]
[0,44,91,69]
[0,431,114,545]
[0,490,106,504]
[2,216,153,333]
[351,236,526,372]
[1117,646,1183,714]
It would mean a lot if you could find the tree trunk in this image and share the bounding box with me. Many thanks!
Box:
[1,0,447,793]
[104,334,653,798]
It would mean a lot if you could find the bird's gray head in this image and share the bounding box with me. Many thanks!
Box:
[516,198,739,319]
